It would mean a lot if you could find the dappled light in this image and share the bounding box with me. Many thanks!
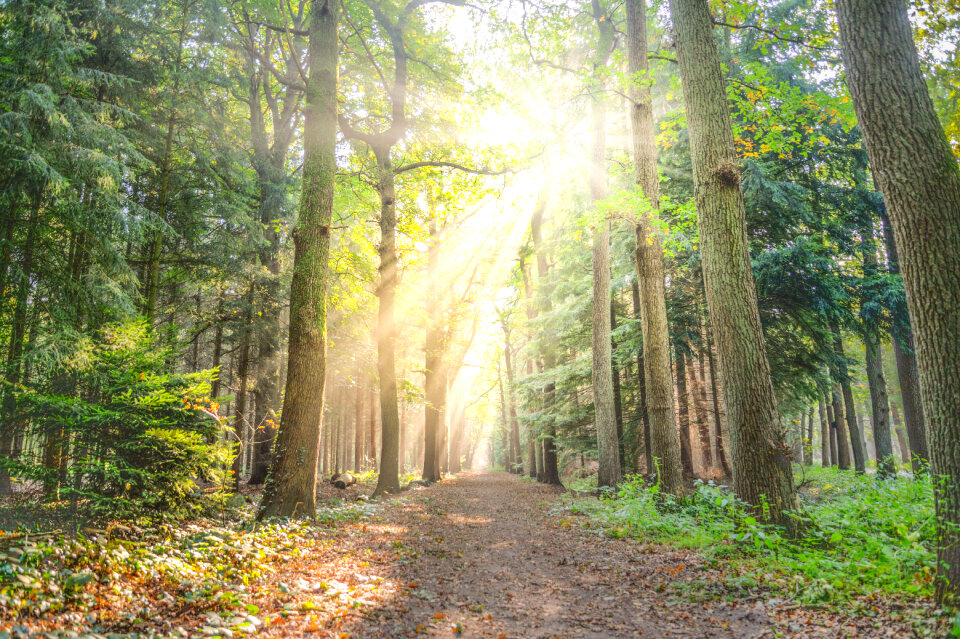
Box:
[0,0,957,636]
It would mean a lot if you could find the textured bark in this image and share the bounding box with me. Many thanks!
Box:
[670,0,798,526]
[836,0,960,599]
[626,0,683,493]
[818,398,829,467]
[257,0,337,519]
[880,209,928,471]
[675,353,694,478]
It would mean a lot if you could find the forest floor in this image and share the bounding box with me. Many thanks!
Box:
[3,471,940,639]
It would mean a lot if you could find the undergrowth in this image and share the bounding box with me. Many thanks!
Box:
[554,466,935,605]
[0,501,377,637]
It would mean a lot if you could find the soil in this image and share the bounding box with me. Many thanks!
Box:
[255,471,928,638]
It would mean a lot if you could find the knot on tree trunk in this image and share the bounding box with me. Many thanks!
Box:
[716,162,741,188]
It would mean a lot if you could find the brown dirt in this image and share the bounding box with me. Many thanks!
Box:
[327,470,778,639]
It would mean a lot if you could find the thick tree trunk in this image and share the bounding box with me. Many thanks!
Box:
[257,0,337,519]
[670,0,798,527]
[626,0,683,494]
[836,0,960,600]
[880,210,928,472]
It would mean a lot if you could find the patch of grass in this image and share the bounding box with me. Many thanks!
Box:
[554,467,935,604]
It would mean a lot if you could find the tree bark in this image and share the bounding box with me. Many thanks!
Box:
[626,0,684,493]
[836,0,960,599]
[257,0,338,519]
[831,330,864,472]
[670,0,798,527]
[630,279,652,473]
[423,222,444,482]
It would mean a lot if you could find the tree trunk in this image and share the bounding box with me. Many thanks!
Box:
[891,403,911,464]
[819,398,829,467]
[862,227,895,476]
[670,0,798,527]
[423,223,444,482]
[831,330,864,472]
[611,301,626,470]
[835,0,960,600]
[626,0,683,494]
[806,407,815,466]
[827,394,839,466]
[705,318,731,476]
[355,377,364,472]
[0,211,37,495]
[687,350,712,469]
[589,0,620,489]
[629,279,652,473]
[257,0,337,519]
[675,352,694,478]
[372,147,402,497]
[880,209,928,472]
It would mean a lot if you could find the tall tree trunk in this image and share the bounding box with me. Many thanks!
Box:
[611,301,626,470]
[862,226,895,476]
[233,294,253,489]
[806,407,815,466]
[826,394,839,466]
[705,318,731,476]
[257,0,338,519]
[670,0,798,527]
[687,350,712,469]
[629,279,652,473]
[589,0,620,489]
[626,0,684,494]
[0,211,38,495]
[880,209,928,472]
[355,377,364,471]
[835,0,960,601]
[675,352,694,478]
[372,147,402,497]
[819,398,829,467]
[891,403,911,464]
[831,330,864,472]
[501,335,521,475]
[423,223,444,482]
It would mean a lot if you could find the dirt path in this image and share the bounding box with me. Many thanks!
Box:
[332,471,773,638]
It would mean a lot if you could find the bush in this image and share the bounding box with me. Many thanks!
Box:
[556,467,936,603]
[4,321,232,522]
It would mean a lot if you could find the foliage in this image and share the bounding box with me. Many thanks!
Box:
[556,467,936,604]
[4,322,231,522]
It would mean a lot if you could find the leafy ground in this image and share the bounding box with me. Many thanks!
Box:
[0,471,946,638]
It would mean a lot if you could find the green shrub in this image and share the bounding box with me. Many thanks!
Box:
[557,467,936,603]
[5,321,232,522]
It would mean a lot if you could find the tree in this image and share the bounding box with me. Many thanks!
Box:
[257,0,339,519]
[624,0,683,494]
[835,0,960,602]
[587,0,620,488]
[669,0,799,528]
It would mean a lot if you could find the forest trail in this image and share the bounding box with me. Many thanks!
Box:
[332,472,774,638]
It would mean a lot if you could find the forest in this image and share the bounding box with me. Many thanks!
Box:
[0,0,958,636]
